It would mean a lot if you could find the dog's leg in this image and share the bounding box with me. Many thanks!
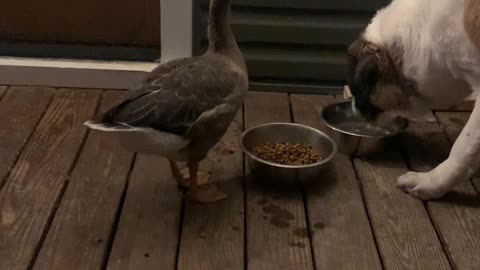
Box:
[397,98,480,200]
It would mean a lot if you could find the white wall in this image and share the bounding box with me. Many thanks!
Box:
[0,0,194,89]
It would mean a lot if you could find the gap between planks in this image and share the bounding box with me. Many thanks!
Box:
[352,122,451,268]
[28,90,105,270]
[244,91,314,270]
[2,87,477,270]
[0,89,102,270]
[176,112,244,270]
[0,86,55,191]
[290,94,382,270]
[410,111,480,269]
[106,154,182,270]
[31,91,137,270]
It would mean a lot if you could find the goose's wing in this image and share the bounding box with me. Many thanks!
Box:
[144,57,194,84]
[100,56,242,135]
[114,57,195,103]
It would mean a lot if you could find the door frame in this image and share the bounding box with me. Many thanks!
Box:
[0,0,194,89]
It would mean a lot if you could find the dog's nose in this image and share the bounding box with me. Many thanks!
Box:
[392,116,409,130]
[375,113,409,132]
[353,97,378,119]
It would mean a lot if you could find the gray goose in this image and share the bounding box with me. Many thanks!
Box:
[84,0,248,203]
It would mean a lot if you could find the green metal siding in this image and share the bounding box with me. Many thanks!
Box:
[195,0,390,93]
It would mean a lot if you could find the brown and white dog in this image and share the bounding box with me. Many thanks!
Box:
[347,0,480,200]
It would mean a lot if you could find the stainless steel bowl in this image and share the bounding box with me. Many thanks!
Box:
[240,122,337,188]
[321,101,407,156]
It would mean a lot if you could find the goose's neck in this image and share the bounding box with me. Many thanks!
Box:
[208,0,234,51]
[207,0,245,70]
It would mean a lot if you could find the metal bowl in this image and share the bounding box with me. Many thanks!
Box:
[240,122,337,188]
[321,101,407,156]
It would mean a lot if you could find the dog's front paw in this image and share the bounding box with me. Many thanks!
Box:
[396,171,449,200]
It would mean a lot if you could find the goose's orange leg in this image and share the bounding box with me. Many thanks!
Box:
[169,160,190,189]
[185,161,228,203]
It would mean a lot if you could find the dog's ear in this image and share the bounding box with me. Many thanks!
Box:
[348,55,380,116]
[353,55,379,90]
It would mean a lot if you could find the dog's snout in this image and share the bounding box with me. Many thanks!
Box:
[353,97,379,118]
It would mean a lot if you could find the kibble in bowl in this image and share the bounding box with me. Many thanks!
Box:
[252,143,323,166]
[240,123,337,187]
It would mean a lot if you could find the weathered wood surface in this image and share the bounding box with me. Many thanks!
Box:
[291,95,382,270]
[106,153,183,270]
[32,91,135,270]
[1,89,479,270]
[177,113,244,270]
[353,139,451,269]
[435,112,470,143]
[401,113,480,270]
[0,86,55,188]
[0,89,100,270]
[244,92,314,270]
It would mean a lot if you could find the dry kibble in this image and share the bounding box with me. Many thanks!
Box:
[252,143,322,165]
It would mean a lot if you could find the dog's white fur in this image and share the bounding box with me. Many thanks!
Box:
[364,0,480,199]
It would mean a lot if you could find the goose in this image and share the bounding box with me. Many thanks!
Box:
[84,0,248,203]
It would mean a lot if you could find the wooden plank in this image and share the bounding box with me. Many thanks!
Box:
[401,113,480,270]
[436,112,480,192]
[353,140,451,269]
[32,91,135,270]
[0,86,54,188]
[290,95,382,270]
[0,89,101,270]
[177,113,244,270]
[106,155,182,270]
[244,91,314,270]
[435,112,470,143]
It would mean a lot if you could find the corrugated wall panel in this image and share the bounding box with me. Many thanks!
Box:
[195,0,390,93]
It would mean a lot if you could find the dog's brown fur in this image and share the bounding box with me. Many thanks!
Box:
[347,38,416,111]
[464,0,480,49]
[348,1,478,114]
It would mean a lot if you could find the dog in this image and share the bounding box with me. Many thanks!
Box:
[347,0,480,200]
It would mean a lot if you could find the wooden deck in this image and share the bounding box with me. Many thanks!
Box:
[0,86,479,270]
